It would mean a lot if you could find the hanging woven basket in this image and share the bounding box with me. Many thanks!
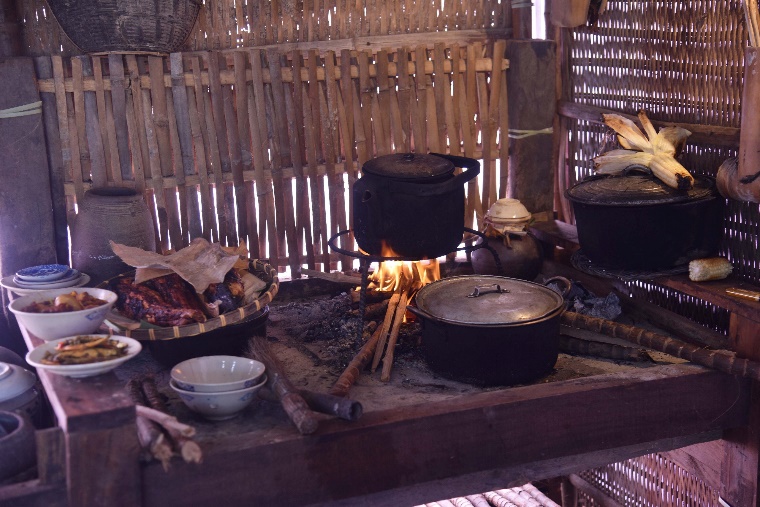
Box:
[45,0,202,54]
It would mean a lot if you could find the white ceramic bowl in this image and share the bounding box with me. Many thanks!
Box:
[25,335,141,378]
[170,375,267,421]
[171,355,266,393]
[487,198,532,221]
[8,288,117,341]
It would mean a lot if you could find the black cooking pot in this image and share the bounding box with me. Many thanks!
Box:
[407,275,568,386]
[353,153,480,259]
[566,173,724,271]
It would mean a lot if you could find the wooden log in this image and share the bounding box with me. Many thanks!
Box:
[505,40,556,216]
[245,337,320,435]
[561,311,760,382]
[380,289,410,382]
[371,290,402,372]
[259,386,363,421]
[558,334,652,363]
[613,289,730,350]
[126,380,173,470]
[331,323,384,397]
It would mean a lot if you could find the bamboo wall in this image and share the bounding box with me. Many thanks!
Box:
[35,41,510,272]
[558,0,760,291]
[18,0,519,56]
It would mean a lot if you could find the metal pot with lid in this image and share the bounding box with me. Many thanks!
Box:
[566,172,724,271]
[407,275,568,386]
[353,153,480,259]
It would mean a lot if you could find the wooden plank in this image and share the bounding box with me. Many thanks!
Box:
[164,81,190,249]
[358,50,375,157]
[267,49,301,273]
[323,50,351,270]
[386,50,405,153]
[90,56,117,185]
[413,45,428,153]
[71,57,95,189]
[232,51,258,253]
[107,54,134,182]
[170,53,202,242]
[433,43,449,154]
[52,56,84,204]
[203,52,232,245]
[447,44,462,157]
[484,40,506,207]
[396,46,412,153]
[250,49,279,262]
[141,364,748,506]
[375,49,392,155]
[189,55,216,242]
[498,60,509,198]
[306,50,332,269]
[505,40,556,216]
[339,49,358,237]
[290,50,316,270]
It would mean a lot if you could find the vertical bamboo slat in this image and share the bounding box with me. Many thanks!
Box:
[38,41,509,272]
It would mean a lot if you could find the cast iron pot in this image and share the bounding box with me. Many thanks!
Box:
[566,173,724,271]
[353,153,480,259]
[407,275,568,386]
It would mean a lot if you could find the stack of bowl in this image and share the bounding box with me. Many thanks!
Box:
[1,264,90,296]
[170,356,267,421]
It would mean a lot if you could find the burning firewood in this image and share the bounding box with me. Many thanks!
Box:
[371,288,404,372]
[381,286,415,382]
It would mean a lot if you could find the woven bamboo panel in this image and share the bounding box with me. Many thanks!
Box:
[577,453,721,507]
[35,42,510,271]
[558,0,760,285]
[19,0,519,56]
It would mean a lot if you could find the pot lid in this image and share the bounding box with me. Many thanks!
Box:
[0,362,37,404]
[361,153,455,181]
[566,174,716,206]
[414,275,564,326]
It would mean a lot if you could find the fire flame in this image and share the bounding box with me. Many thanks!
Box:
[369,241,440,293]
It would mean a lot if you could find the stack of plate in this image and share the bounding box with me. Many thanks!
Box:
[1,264,90,296]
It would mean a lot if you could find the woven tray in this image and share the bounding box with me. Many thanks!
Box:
[101,259,279,341]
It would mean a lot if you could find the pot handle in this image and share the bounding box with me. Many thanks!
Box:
[466,284,510,298]
[430,153,481,192]
[543,276,572,298]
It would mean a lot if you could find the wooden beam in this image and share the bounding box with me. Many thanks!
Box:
[141,364,749,506]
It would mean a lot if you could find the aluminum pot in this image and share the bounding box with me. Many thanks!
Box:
[353,153,480,259]
[566,173,724,271]
[407,275,569,386]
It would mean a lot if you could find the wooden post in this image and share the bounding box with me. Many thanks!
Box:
[505,40,557,217]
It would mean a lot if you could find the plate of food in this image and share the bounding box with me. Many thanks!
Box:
[26,334,142,378]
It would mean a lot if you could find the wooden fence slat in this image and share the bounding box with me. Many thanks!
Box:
[122,57,148,196]
[291,50,316,270]
[108,55,133,183]
[221,52,249,247]
[249,49,279,262]
[205,51,234,245]
[450,44,463,157]
[324,50,351,270]
[165,89,190,248]
[433,43,449,154]
[413,46,428,153]
[358,51,375,158]
[306,49,331,268]
[71,57,94,189]
[463,44,481,228]
[51,56,82,204]
[339,49,357,174]
[375,49,392,155]
[91,56,119,185]
[189,55,216,242]
[476,63,492,214]
[170,53,202,243]
[396,47,412,152]
[267,49,301,273]
[386,49,407,153]
[80,57,108,189]
[232,51,259,255]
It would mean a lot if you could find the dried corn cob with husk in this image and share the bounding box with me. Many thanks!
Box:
[689,257,733,282]
[594,110,695,190]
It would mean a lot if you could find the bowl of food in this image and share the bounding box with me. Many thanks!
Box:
[25,334,141,378]
[170,375,267,421]
[171,355,266,393]
[8,288,117,341]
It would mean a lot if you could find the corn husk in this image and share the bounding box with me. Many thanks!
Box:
[594,111,694,190]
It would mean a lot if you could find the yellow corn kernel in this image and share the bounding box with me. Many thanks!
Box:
[689,257,733,282]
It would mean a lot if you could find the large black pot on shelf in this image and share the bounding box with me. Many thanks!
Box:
[566,173,724,271]
[353,153,480,259]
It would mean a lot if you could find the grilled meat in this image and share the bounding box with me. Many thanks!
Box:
[109,276,207,327]
[203,269,245,314]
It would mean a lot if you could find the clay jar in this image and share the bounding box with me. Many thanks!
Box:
[471,233,544,281]
[70,187,156,285]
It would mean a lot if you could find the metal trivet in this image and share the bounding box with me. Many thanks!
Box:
[571,249,689,281]
[328,227,501,343]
